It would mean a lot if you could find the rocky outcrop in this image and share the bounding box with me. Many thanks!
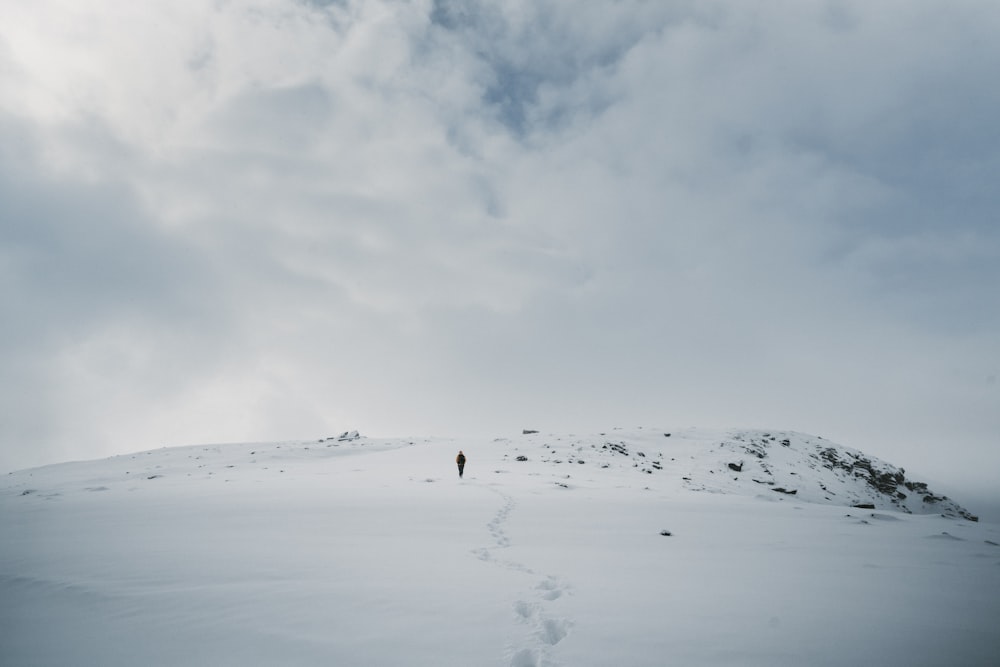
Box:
[581,429,978,521]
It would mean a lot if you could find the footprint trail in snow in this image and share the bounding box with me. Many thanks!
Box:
[474,486,573,667]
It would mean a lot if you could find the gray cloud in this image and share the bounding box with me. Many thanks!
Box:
[0,114,234,463]
[0,1,997,495]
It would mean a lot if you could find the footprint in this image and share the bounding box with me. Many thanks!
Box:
[510,648,538,667]
[514,600,536,620]
[536,577,565,601]
[539,618,570,646]
[480,488,573,665]
[502,560,535,575]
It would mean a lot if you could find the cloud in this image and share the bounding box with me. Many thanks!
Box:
[0,1,998,490]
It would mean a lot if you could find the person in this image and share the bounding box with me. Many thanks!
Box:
[456,450,466,478]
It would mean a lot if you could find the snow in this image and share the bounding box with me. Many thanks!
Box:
[2,428,999,666]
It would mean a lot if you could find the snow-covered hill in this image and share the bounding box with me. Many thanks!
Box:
[503,427,978,520]
[6,427,976,519]
[2,427,997,667]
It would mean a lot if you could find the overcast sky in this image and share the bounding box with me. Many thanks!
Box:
[1,0,998,493]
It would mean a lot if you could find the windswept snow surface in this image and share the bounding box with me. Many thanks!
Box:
[2,428,998,666]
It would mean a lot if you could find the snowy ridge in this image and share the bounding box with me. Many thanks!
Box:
[492,427,977,520]
[5,426,977,521]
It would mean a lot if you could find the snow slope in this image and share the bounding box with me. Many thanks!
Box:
[2,428,998,666]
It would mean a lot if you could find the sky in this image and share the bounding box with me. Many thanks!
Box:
[1,0,998,494]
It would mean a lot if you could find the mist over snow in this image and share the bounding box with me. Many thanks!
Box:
[2,3,999,506]
[2,427,998,666]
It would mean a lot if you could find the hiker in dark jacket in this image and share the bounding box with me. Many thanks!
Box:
[456,451,466,478]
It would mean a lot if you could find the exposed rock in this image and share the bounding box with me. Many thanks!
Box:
[812,445,976,519]
[603,442,629,456]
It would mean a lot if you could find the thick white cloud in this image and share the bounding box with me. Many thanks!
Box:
[1,0,997,494]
